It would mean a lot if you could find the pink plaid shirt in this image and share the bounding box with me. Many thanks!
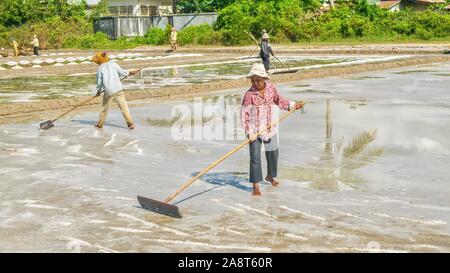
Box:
[241,81,295,141]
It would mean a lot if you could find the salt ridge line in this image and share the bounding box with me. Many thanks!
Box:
[275,55,413,74]
[211,199,246,214]
[25,203,69,211]
[94,244,122,253]
[328,208,375,223]
[117,212,189,236]
[220,227,246,236]
[335,246,407,253]
[87,187,120,193]
[83,152,113,162]
[284,233,309,241]
[63,236,121,253]
[279,205,326,222]
[235,203,277,219]
[0,53,200,68]
[108,227,153,233]
[104,133,116,147]
[375,197,450,212]
[143,238,271,252]
[370,212,447,226]
[119,140,139,149]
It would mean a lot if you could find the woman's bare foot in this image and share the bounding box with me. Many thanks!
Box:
[251,183,262,196]
[94,124,102,129]
[265,176,279,187]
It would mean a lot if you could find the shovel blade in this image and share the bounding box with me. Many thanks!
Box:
[137,195,183,219]
[40,120,54,130]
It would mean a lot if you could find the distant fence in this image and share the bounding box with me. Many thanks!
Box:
[94,13,218,39]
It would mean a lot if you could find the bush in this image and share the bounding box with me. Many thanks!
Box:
[3,0,450,49]
[215,0,450,44]
[144,27,167,45]
[0,17,91,50]
[215,2,254,45]
[178,24,223,45]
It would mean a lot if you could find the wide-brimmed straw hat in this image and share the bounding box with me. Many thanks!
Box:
[247,63,270,79]
[92,51,109,64]
[262,33,269,39]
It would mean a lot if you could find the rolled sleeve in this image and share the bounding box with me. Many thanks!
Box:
[273,86,291,111]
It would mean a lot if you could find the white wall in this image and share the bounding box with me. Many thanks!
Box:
[108,0,160,7]
[108,0,169,15]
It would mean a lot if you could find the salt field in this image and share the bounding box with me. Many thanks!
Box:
[0,62,449,252]
[0,54,410,103]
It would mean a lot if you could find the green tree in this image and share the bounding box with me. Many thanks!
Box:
[0,0,87,28]
[91,0,109,18]
[176,0,238,13]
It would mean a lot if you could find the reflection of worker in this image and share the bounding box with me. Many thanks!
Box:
[170,67,179,76]
[241,63,304,196]
[30,35,39,56]
[170,27,178,51]
[259,32,274,71]
[92,51,139,130]
[10,37,19,57]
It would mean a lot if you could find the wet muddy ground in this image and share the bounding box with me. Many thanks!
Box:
[0,62,449,252]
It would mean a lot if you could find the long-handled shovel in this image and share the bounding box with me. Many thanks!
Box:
[243,30,260,59]
[137,103,305,219]
[271,55,298,75]
[39,95,99,130]
[39,68,143,130]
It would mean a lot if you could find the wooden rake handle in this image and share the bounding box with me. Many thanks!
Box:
[273,55,290,70]
[164,104,303,203]
[243,30,259,46]
[52,95,98,122]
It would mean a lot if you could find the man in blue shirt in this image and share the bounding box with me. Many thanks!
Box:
[93,51,139,129]
[259,32,274,72]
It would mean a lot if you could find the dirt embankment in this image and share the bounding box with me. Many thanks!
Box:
[133,44,450,55]
[1,54,450,126]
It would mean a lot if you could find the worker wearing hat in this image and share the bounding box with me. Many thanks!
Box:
[241,63,304,196]
[9,37,19,57]
[170,27,178,51]
[259,32,274,71]
[92,51,139,129]
[30,35,40,56]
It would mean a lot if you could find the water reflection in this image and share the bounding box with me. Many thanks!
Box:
[0,57,355,103]
[281,99,384,191]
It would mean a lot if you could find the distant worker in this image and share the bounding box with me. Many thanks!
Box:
[92,51,139,130]
[170,27,178,51]
[10,37,19,57]
[30,35,39,56]
[259,32,274,71]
